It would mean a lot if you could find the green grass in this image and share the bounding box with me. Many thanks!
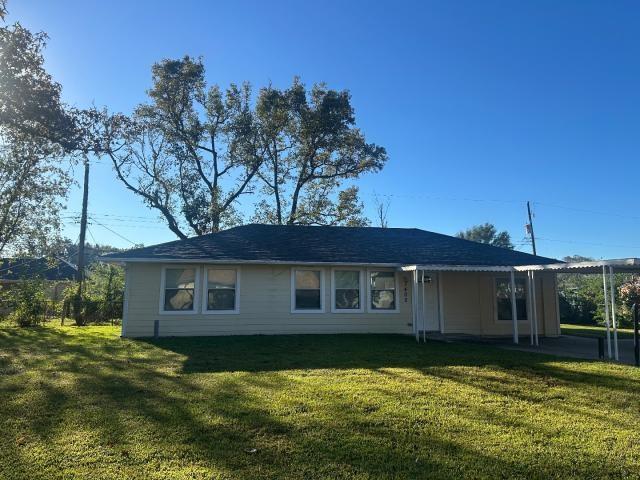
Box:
[562,323,636,340]
[1,325,639,479]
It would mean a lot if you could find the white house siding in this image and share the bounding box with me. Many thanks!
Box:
[122,263,560,338]
[122,263,414,337]
[439,271,560,337]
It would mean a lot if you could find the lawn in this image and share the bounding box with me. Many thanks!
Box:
[562,323,637,340]
[1,325,639,479]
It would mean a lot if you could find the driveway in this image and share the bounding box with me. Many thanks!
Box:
[428,333,639,366]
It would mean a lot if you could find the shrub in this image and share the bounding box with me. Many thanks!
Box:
[62,263,124,325]
[1,278,49,327]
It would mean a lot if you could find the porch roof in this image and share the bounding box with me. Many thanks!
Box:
[402,258,640,274]
[514,258,640,274]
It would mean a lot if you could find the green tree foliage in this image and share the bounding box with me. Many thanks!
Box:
[104,59,386,236]
[63,263,124,325]
[455,223,514,249]
[0,4,77,255]
[1,277,49,327]
[0,16,76,150]
[104,57,263,237]
[0,137,70,255]
[558,255,638,327]
[251,79,386,226]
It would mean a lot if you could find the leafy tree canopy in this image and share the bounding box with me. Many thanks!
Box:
[104,58,386,237]
[0,2,80,255]
[456,223,514,249]
[251,79,386,226]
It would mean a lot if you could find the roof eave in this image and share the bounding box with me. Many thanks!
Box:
[100,257,406,268]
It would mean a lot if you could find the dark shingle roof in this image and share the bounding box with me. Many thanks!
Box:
[102,224,559,267]
[0,258,78,281]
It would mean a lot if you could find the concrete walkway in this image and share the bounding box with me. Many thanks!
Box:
[501,335,638,365]
[426,333,639,365]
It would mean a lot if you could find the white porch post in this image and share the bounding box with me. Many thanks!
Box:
[510,270,519,344]
[609,266,619,361]
[438,272,445,334]
[531,271,539,346]
[602,265,612,358]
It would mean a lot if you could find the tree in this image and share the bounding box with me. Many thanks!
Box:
[0,135,69,255]
[251,79,386,226]
[105,57,264,238]
[373,193,391,228]
[0,17,76,150]
[456,223,514,249]
[0,2,77,255]
[557,255,638,327]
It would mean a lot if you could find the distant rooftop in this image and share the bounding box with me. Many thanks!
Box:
[0,258,78,282]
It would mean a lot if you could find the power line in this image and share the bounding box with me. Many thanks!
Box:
[89,216,137,245]
[364,191,525,205]
[533,201,640,222]
[87,225,97,245]
[535,236,640,250]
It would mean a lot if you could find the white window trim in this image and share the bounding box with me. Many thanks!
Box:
[331,268,365,314]
[291,267,325,314]
[494,276,529,322]
[201,266,241,314]
[367,269,400,313]
[159,265,201,315]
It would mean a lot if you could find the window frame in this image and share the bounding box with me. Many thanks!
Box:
[494,276,529,322]
[201,266,240,314]
[159,265,201,315]
[331,268,365,314]
[291,267,325,314]
[367,269,400,313]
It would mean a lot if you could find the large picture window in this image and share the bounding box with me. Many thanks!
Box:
[204,268,238,313]
[162,267,197,312]
[496,278,528,321]
[333,270,362,312]
[370,271,397,311]
[292,269,324,312]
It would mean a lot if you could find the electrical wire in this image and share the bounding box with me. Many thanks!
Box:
[88,216,137,245]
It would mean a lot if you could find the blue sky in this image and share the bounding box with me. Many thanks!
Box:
[9,0,640,259]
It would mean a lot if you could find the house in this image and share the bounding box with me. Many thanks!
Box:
[0,257,78,309]
[102,224,568,340]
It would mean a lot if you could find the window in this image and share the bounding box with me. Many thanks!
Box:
[292,269,324,312]
[370,271,397,311]
[204,268,238,313]
[496,278,528,321]
[162,267,197,312]
[333,270,362,312]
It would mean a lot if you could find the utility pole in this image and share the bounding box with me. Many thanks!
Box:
[76,156,90,289]
[526,201,537,256]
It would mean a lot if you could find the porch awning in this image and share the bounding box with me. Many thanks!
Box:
[401,265,514,272]
[401,258,640,274]
[514,258,640,274]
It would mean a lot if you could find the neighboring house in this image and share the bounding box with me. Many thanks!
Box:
[102,224,566,339]
[0,257,78,305]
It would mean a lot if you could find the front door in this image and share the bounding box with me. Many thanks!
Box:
[416,272,439,332]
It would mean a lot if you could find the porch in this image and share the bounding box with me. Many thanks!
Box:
[403,258,640,363]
